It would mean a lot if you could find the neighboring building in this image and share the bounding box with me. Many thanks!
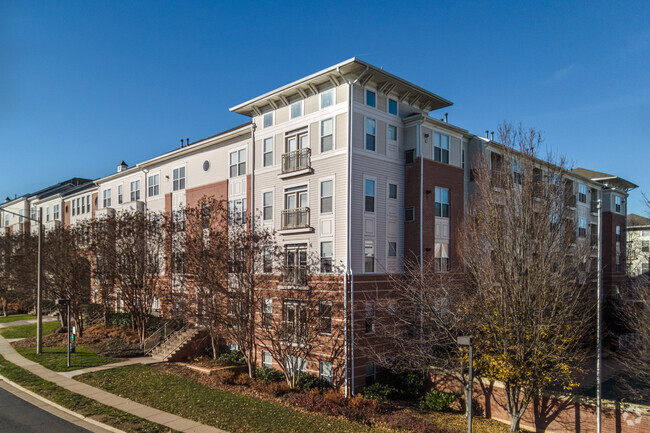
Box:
[0,58,638,393]
[626,213,650,279]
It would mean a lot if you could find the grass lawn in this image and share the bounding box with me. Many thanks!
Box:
[0,314,36,323]
[0,321,60,339]
[0,355,177,433]
[15,345,122,372]
[78,364,394,433]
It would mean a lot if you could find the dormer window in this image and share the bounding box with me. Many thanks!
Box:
[263,112,273,128]
[290,101,302,119]
[320,90,334,109]
[366,90,376,108]
[388,98,398,115]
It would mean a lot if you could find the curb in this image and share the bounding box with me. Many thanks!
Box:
[0,372,126,433]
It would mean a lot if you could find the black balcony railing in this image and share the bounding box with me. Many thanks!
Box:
[283,265,308,286]
[281,207,310,230]
[282,148,311,174]
[590,201,598,213]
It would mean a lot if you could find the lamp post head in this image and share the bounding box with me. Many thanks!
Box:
[457,336,472,346]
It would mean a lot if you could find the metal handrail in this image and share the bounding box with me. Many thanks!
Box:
[282,148,311,174]
[143,321,182,355]
[281,207,310,230]
[157,323,192,360]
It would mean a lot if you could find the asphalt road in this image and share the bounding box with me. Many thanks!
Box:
[0,385,91,433]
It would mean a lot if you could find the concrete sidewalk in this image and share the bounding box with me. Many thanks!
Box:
[0,335,228,433]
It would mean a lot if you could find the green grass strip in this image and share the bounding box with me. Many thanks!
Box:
[0,355,177,433]
[0,321,60,339]
[78,365,392,433]
[0,314,36,323]
[15,345,122,372]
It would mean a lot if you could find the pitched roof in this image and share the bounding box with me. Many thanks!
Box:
[628,213,650,227]
[571,168,637,191]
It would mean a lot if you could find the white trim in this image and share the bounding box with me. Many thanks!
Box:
[318,175,335,216]
[387,97,398,116]
[290,100,303,119]
[262,136,274,168]
[228,145,248,178]
[363,175,377,214]
[262,111,274,128]
[320,116,335,153]
[261,187,274,225]
[148,170,161,197]
[364,115,376,152]
[364,88,377,108]
[319,88,335,110]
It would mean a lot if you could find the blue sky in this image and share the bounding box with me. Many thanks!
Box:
[1,1,648,214]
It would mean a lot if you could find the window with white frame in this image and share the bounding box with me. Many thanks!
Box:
[263,112,273,128]
[578,184,587,203]
[53,204,60,220]
[388,241,397,257]
[320,180,333,213]
[641,240,649,253]
[435,243,449,272]
[320,241,333,273]
[365,179,375,212]
[513,160,522,185]
[130,180,141,201]
[405,206,415,222]
[3,214,8,227]
[229,198,247,225]
[229,149,246,178]
[434,132,450,164]
[321,118,333,152]
[263,138,273,167]
[388,183,397,199]
[435,187,450,217]
[290,101,302,119]
[31,207,37,220]
[285,355,306,377]
[87,196,90,213]
[263,191,273,221]
[320,361,333,386]
[365,90,376,107]
[103,189,111,208]
[263,246,273,273]
[117,184,123,204]
[45,207,50,222]
[173,167,185,191]
[616,225,621,242]
[615,196,622,213]
[387,125,397,141]
[262,298,272,327]
[579,218,587,237]
[19,209,24,222]
[364,240,375,272]
[285,128,308,153]
[365,118,376,151]
[320,89,334,109]
[365,301,375,333]
[319,300,332,333]
[388,98,398,115]
[262,351,273,368]
[148,174,160,197]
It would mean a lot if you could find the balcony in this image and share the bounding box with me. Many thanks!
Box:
[280,207,311,234]
[283,265,308,287]
[590,201,598,214]
[280,148,311,178]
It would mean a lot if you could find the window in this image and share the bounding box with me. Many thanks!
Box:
[365,90,376,107]
[262,298,272,327]
[263,138,273,167]
[117,184,123,204]
[364,241,375,272]
[387,125,397,141]
[320,361,333,386]
[435,243,449,272]
[53,204,60,220]
[435,187,450,217]
[263,246,273,273]
[579,218,587,238]
[321,118,333,152]
[229,198,247,225]
[578,184,587,203]
[405,149,414,164]
[365,301,375,333]
[615,196,622,213]
[642,240,649,253]
[616,225,621,242]
[642,230,650,237]
[285,355,306,377]
[405,206,415,222]
[461,149,465,169]
[87,196,91,213]
[513,160,522,185]
[148,174,160,197]
[263,112,273,128]
[19,209,24,221]
[285,244,307,285]
[262,351,272,368]
[320,241,333,273]
[81,198,86,214]
[171,167,184,191]
[434,132,450,164]
[365,118,376,151]
[4,214,8,227]
[642,262,649,275]
[103,189,111,208]
[320,89,334,109]
[320,180,333,213]
[319,301,332,334]
[31,207,37,220]
[46,207,50,222]
[366,362,376,385]
[229,149,246,178]
[388,241,397,257]
[388,183,397,200]
[201,204,210,230]
[388,98,397,115]
[285,128,308,153]
[130,180,141,201]
[76,198,81,215]
[290,101,302,119]
[172,250,185,275]
[173,209,186,233]
[263,191,273,221]
[365,179,375,212]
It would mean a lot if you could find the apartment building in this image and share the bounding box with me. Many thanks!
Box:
[626,213,650,279]
[0,58,637,392]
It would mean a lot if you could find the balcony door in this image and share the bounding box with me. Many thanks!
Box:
[285,244,307,285]
[285,187,308,210]
[286,132,308,153]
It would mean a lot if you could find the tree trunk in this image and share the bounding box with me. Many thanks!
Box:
[509,413,521,432]
[210,333,218,360]
[2,299,6,317]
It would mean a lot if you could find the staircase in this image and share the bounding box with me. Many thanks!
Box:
[146,324,205,362]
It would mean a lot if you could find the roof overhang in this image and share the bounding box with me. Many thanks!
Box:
[229,58,453,117]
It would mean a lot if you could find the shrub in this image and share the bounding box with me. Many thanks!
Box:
[361,382,397,403]
[217,350,246,366]
[108,312,132,328]
[420,390,463,412]
[297,373,327,391]
[379,370,425,400]
[214,370,236,385]
[233,373,252,387]
[256,366,285,383]
[288,390,381,424]
[384,411,451,433]
[252,380,292,397]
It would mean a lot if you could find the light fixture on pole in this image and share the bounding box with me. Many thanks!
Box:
[457,335,473,433]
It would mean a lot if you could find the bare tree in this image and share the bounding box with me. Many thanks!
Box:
[362,257,475,415]
[84,214,118,324]
[462,123,594,432]
[42,225,91,335]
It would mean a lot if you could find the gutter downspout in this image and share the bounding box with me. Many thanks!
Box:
[338,65,368,396]
[417,120,424,271]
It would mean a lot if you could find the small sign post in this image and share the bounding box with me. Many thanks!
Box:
[457,336,473,433]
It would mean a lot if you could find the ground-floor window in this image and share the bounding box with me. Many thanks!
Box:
[320,361,333,386]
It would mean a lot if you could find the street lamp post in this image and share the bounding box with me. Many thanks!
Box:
[0,208,44,354]
[458,335,473,433]
[596,198,603,433]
